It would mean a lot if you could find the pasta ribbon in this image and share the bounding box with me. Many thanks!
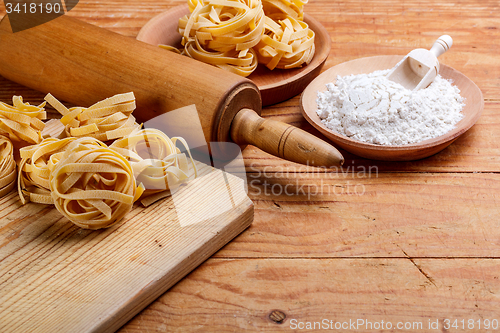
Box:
[0,135,16,197]
[44,92,141,142]
[183,40,259,76]
[18,137,76,204]
[110,128,198,206]
[262,0,307,20]
[0,96,46,145]
[255,14,315,70]
[49,137,136,229]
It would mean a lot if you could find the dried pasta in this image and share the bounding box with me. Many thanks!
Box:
[4,92,199,229]
[44,92,140,142]
[167,0,314,75]
[110,128,198,206]
[0,135,16,197]
[0,96,46,145]
[18,137,76,204]
[262,0,307,20]
[183,40,259,77]
[175,0,265,77]
[49,137,136,229]
[255,14,315,70]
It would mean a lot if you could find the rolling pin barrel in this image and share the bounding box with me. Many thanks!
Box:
[0,15,343,167]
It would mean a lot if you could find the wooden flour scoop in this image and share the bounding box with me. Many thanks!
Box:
[387,35,453,90]
[0,15,344,168]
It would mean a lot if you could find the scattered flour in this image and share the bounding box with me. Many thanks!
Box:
[316,69,465,145]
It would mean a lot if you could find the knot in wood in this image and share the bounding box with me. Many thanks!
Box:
[269,310,286,324]
[297,143,316,154]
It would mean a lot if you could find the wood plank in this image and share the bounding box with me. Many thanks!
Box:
[0,165,253,333]
[119,258,500,332]
[213,173,500,258]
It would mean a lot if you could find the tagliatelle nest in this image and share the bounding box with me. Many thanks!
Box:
[255,14,315,70]
[0,135,16,197]
[174,0,265,76]
[110,128,198,207]
[49,137,137,229]
[0,96,46,145]
[165,0,315,76]
[18,137,77,204]
[44,92,140,142]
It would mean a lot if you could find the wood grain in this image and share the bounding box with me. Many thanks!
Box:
[0,163,253,333]
[215,172,500,258]
[119,258,500,332]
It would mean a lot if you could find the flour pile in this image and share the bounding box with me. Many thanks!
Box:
[316,70,465,145]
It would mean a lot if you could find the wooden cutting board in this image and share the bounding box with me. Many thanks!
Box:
[0,122,254,333]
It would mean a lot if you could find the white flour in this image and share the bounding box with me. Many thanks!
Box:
[316,69,465,145]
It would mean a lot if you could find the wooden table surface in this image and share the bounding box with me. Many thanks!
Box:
[2,0,500,331]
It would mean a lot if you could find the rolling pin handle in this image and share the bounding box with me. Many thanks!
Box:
[230,108,344,168]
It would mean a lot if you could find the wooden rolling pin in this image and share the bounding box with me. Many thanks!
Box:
[0,15,343,167]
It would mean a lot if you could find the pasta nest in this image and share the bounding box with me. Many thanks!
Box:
[255,14,315,70]
[110,128,198,205]
[0,96,46,145]
[18,137,76,204]
[45,92,140,142]
[178,0,265,77]
[0,135,16,197]
[49,137,136,229]
[171,0,315,75]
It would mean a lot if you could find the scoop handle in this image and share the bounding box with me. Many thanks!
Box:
[430,35,453,58]
[231,109,344,167]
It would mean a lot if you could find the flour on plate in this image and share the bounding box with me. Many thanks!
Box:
[316,69,465,145]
